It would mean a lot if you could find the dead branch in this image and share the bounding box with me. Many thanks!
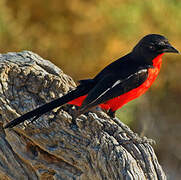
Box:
[0,51,166,180]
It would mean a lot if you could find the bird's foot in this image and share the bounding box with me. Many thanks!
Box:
[107,109,116,118]
[69,119,78,130]
[69,110,80,130]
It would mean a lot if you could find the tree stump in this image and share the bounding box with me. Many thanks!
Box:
[0,51,166,180]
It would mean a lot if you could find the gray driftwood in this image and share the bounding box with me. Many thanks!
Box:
[0,51,166,180]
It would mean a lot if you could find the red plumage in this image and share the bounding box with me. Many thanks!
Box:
[68,53,163,111]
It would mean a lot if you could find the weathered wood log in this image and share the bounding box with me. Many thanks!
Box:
[0,51,166,180]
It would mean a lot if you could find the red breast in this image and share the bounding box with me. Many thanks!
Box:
[100,53,164,111]
[68,54,163,111]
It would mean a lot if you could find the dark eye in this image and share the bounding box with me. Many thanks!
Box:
[149,45,156,51]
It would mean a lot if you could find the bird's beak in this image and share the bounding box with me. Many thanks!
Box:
[163,44,180,54]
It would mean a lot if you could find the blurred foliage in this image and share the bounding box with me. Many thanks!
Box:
[1,0,181,78]
[0,0,181,179]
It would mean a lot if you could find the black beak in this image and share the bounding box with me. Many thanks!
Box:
[163,44,179,54]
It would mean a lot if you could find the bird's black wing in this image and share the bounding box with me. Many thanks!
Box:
[80,67,149,111]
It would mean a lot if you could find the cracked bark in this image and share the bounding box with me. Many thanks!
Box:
[0,51,166,180]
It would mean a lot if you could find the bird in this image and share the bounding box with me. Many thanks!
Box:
[4,34,179,129]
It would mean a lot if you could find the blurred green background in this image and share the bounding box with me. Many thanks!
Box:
[0,0,181,179]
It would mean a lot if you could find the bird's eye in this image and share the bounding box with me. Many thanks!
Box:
[149,45,156,51]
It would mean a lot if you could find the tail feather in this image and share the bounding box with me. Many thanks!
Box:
[4,88,86,129]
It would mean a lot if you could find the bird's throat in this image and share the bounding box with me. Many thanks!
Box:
[152,53,164,68]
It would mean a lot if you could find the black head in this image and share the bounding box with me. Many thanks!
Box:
[131,34,179,64]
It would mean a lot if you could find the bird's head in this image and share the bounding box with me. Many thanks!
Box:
[132,34,179,64]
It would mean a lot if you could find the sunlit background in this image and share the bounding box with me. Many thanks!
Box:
[0,0,181,179]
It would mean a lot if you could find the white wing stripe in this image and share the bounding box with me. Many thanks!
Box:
[87,68,148,106]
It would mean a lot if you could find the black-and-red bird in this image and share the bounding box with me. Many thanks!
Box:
[4,34,179,129]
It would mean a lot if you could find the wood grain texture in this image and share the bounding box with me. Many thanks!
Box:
[0,51,166,180]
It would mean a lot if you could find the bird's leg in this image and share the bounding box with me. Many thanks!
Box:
[107,109,116,118]
[70,108,84,129]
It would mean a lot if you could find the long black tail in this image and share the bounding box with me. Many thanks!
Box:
[4,88,86,129]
